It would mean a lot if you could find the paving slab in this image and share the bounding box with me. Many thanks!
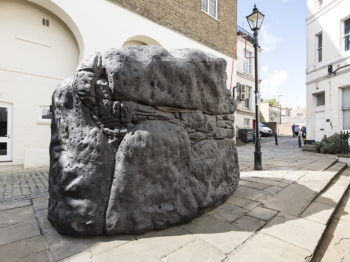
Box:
[226,233,311,262]
[12,250,53,262]
[0,199,31,211]
[43,226,96,261]
[233,215,266,232]
[226,195,253,208]
[183,215,252,254]
[136,226,196,258]
[92,240,161,262]
[0,206,36,228]
[0,220,40,246]
[165,239,226,262]
[32,196,49,211]
[297,163,345,192]
[238,180,270,190]
[261,213,325,252]
[300,201,334,225]
[301,158,336,171]
[247,206,278,221]
[211,203,247,223]
[233,186,265,201]
[241,176,290,188]
[261,183,317,216]
[0,235,48,262]
[263,185,282,195]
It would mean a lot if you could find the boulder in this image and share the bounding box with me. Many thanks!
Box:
[48,46,240,235]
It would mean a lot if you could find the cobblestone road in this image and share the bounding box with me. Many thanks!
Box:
[0,168,49,202]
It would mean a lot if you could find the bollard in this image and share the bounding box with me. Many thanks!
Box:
[298,135,302,148]
[275,133,278,146]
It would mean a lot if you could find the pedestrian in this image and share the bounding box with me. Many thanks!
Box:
[294,125,300,137]
[292,123,296,137]
[301,126,307,143]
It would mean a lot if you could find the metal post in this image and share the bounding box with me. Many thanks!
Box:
[253,30,262,170]
[298,135,302,148]
[275,133,278,146]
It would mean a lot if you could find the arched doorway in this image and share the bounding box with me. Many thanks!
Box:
[0,0,80,166]
[122,35,162,47]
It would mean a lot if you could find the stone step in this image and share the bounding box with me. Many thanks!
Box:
[302,144,316,152]
[261,161,345,217]
[300,167,350,260]
[227,167,350,262]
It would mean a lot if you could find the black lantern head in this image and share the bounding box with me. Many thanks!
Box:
[246,5,264,31]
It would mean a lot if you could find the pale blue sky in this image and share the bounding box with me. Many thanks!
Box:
[237,0,306,108]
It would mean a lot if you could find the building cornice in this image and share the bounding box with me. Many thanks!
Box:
[237,71,254,82]
[306,0,344,25]
[306,67,350,85]
[306,55,350,74]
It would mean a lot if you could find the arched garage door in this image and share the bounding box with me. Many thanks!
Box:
[0,0,80,166]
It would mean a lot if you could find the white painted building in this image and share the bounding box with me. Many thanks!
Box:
[306,0,350,142]
[235,26,261,132]
[0,0,237,167]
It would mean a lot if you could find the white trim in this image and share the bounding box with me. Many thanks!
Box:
[201,0,219,20]
[0,102,13,162]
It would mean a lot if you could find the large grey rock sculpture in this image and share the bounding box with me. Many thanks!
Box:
[48,46,240,236]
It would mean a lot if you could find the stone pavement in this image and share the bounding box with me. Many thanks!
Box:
[0,167,49,202]
[0,136,349,262]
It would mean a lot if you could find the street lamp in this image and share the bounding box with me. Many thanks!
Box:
[246,5,264,170]
[278,95,283,124]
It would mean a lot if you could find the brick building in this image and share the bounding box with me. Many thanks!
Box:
[0,0,237,167]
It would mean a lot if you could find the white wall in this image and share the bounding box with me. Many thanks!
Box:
[0,0,237,167]
[0,0,79,166]
[306,0,350,141]
[235,35,261,130]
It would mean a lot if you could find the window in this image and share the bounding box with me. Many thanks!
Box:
[40,106,52,120]
[202,0,218,19]
[316,92,325,106]
[342,87,350,130]
[42,18,49,27]
[344,19,350,51]
[243,51,252,74]
[244,118,250,126]
[316,33,322,62]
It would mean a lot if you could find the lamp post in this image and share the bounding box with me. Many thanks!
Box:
[278,95,283,124]
[246,5,264,170]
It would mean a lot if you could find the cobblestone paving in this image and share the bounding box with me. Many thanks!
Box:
[0,168,49,202]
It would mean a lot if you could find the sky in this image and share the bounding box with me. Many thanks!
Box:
[237,0,306,108]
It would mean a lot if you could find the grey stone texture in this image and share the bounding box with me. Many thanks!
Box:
[48,46,239,236]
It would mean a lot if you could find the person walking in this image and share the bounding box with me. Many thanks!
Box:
[294,125,300,137]
[301,126,307,143]
[292,123,296,137]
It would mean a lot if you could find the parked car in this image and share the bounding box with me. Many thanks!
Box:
[259,122,272,136]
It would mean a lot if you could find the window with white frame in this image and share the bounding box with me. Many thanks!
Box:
[40,106,52,121]
[344,18,350,51]
[342,87,350,130]
[243,50,252,74]
[244,118,250,126]
[316,32,322,62]
[201,0,218,19]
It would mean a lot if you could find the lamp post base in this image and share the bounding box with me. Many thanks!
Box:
[254,151,262,170]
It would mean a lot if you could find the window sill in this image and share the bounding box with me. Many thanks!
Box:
[201,10,220,21]
[37,120,51,125]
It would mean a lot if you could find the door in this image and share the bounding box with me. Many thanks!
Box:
[0,103,12,162]
[315,112,325,142]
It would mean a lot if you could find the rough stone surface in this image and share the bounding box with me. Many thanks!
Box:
[48,46,239,236]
